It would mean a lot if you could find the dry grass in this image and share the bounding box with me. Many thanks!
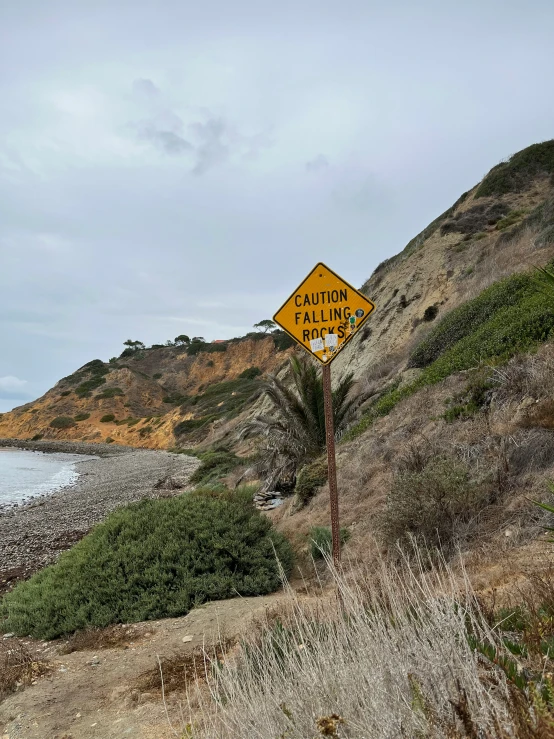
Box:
[59,623,153,654]
[178,557,554,738]
[135,639,234,696]
[0,640,49,701]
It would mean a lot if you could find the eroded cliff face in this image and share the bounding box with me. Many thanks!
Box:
[0,337,293,449]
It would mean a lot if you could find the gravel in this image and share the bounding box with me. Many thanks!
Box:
[0,441,200,594]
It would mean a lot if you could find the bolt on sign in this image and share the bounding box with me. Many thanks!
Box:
[273,262,375,364]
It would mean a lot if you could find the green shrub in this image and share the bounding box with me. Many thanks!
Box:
[476,140,554,198]
[75,376,106,397]
[74,413,90,422]
[163,394,189,404]
[496,210,526,230]
[60,390,71,397]
[190,449,243,486]
[31,434,43,441]
[100,414,115,423]
[49,416,76,429]
[294,458,328,505]
[238,367,262,380]
[105,437,114,443]
[96,387,124,399]
[0,495,293,639]
[308,526,350,559]
[378,457,490,551]
[153,373,162,379]
[273,331,295,352]
[421,292,554,385]
[423,305,439,322]
[408,272,536,368]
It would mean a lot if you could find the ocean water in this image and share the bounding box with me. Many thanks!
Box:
[0,449,93,506]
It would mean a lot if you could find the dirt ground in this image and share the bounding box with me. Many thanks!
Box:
[0,592,289,739]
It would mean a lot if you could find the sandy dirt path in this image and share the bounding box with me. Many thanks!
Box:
[1,592,288,739]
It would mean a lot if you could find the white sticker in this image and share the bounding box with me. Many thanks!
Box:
[310,337,324,352]
[325,334,338,347]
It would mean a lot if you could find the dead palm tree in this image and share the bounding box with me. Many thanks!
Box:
[241,354,365,490]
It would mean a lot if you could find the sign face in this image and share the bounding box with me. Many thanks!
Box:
[273,262,375,364]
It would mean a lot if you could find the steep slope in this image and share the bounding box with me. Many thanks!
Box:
[332,141,554,383]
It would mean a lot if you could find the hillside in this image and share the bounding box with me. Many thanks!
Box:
[0,141,554,460]
[1,140,554,464]
[0,334,294,449]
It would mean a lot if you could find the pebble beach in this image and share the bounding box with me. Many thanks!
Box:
[0,440,200,595]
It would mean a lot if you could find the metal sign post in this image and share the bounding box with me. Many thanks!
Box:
[273,262,375,567]
[322,362,341,567]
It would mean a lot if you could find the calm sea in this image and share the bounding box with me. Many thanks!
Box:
[0,449,94,506]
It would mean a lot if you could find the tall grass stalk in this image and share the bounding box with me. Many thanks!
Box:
[184,554,531,738]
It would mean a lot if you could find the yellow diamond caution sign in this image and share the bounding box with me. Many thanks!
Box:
[273,262,375,364]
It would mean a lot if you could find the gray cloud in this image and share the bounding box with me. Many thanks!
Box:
[190,116,229,175]
[0,0,553,410]
[140,125,192,155]
[306,154,329,173]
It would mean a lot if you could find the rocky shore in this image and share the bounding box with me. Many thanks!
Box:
[0,440,200,595]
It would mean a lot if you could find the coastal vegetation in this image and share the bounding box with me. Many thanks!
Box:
[0,492,293,639]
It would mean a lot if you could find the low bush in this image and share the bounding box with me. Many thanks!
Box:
[100,414,115,423]
[422,304,439,322]
[0,495,293,639]
[75,376,106,397]
[96,387,124,399]
[308,526,350,559]
[408,272,537,368]
[239,367,262,380]
[440,201,509,236]
[475,139,554,197]
[153,373,162,379]
[496,210,526,231]
[174,417,214,435]
[49,416,76,429]
[60,390,72,397]
[31,434,43,441]
[162,393,188,404]
[294,457,328,505]
[190,449,243,486]
[74,413,90,422]
[378,457,491,551]
[272,330,296,352]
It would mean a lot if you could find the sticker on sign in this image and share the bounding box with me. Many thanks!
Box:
[273,262,375,364]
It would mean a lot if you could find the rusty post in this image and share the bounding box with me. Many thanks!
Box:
[322,362,341,569]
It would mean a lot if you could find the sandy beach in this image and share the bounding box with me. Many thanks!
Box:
[0,440,200,594]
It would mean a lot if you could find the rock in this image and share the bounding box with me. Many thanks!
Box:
[88,655,100,666]
[182,635,193,643]
[2,632,14,639]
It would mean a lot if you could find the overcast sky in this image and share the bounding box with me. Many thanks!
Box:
[1,0,553,411]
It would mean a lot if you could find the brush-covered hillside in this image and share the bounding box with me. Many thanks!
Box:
[1,139,554,465]
[0,333,294,449]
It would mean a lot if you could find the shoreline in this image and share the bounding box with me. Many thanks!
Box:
[0,437,139,457]
[0,442,200,597]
